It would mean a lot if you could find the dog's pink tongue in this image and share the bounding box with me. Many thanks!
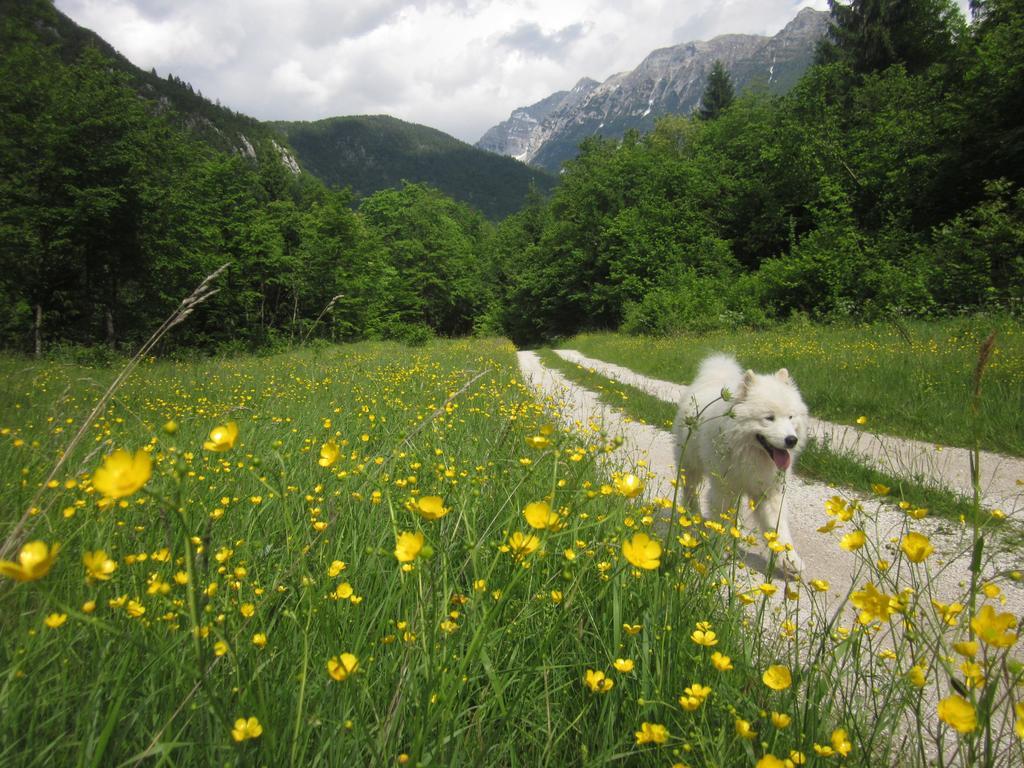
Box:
[772,448,791,471]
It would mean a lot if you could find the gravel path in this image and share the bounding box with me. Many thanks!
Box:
[517,350,1024,623]
[554,349,1024,516]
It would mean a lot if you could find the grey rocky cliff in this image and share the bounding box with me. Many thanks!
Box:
[477,8,828,171]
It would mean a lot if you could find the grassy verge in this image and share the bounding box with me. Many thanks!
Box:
[0,340,1020,767]
[536,348,1017,540]
[565,316,1024,457]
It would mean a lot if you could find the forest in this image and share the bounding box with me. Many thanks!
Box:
[0,0,1022,353]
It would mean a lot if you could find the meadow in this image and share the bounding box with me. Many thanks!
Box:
[0,337,1022,767]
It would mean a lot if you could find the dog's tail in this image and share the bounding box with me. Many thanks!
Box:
[690,354,742,391]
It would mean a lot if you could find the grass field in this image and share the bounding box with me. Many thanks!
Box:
[566,316,1024,457]
[1,338,1021,767]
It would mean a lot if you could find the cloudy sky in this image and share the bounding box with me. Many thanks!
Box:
[52,1,961,144]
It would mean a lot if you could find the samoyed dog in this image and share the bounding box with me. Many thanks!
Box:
[673,354,808,574]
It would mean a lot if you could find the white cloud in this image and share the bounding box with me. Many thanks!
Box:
[52,1,968,143]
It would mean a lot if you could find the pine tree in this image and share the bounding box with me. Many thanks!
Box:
[698,60,735,120]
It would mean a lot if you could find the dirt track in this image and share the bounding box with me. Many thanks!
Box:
[517,350,1024,622]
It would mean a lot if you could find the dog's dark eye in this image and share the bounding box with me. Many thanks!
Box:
[766,415,775,421]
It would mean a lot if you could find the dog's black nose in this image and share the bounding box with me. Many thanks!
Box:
[785,435,798,449]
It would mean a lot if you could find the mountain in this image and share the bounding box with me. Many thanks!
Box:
[269,115,557,220]
[4,0,294,166]
[476,8,829,172]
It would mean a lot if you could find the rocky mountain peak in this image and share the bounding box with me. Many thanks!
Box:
[476,9,828,171]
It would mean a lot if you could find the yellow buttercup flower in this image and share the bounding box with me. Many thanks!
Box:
[757,755,786,768]
[523,501,559,530]
[839,530,866,551]
[938,694,977,734]
[830,728,852,757]
[770,711,791,729]
[735,718,757,740]
[83,550,117,582]
[394,531,424,563]
[44,612,67,628]
[525,435,550,449]
[92,449,151,499]
[0,540,60,582]
[711,651,733,671]
[900,532,934,563]
[613,658,634,673]
[851,582,900,623]
[203,421,238,452]
[971,604,1018,647]
[872,483,890,496]
[231,716,263,742]
[762,665,792,691]
[505,531,540,560]
[953,641,979,658]
[623,623,643,636]
[614,473,644,499]
[414,495,449,521]
[327,652,359,681]
[634,722,668,745]
[691,629,718,647]
[908,665,927,688]
[318,441,339,467]
[584,669,614,693]
[684,683,711,701]
[622,532,661,570]
[809,579,830,592]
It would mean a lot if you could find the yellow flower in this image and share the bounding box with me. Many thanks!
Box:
[757,755,786,768]
[333,582,354,600]
[634,722,669,745]
[856,416,867,425]
[584,669,614,693]
[691,629,718,647]
[938,694,977,734]
[831,728,852,757]
[813,744,835,757]
[44,612,67,628]
[252,633,267,648]
[214,640,229,656]
[734,718,757,740]
[327,652,359,681]
[970,604,1018,647]
[839,530,866,551]
[678,695,701,711]
[318,441,339,467]
[809,579,830,592]
[908,665,927,688]
[711,651,733,671]
[203,421,238,452]
[900,532,934,563]
[953,641,979,658]
[240,603,255,618]
[762,665,792,691]
[770,711,791,729]
[92,449,151,499]
[622,532,661,570]
[613,658,635,673]
[525,435,550,449]
[623,623,643,636]
[394,531,424,563]
[614,473,644,499]
[684,683,711,700]
[328,560,347,577]
[82,552,117,581]
[523,501,559,530]
[851,582,900,624]
[932,599,965,626]
[414,495,449,521]
[231,716,263,742]
[824,495,854,521]
[505,531,540,560]
[872,483,890,496]
[0,541,60,582]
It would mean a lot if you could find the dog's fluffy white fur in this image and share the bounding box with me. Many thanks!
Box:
[673,354,808,574]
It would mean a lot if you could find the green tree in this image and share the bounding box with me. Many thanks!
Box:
[698,60,735,120]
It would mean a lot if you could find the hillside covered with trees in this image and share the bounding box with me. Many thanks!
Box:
[0,0,1022,353]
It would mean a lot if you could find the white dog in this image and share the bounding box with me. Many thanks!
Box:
[673,354,808,574]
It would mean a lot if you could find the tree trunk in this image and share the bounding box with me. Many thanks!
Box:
[105,306,115,348]
[34,304,42,358]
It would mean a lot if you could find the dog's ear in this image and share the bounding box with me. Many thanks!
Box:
[735,369,755,399]
[775,368,791,384]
